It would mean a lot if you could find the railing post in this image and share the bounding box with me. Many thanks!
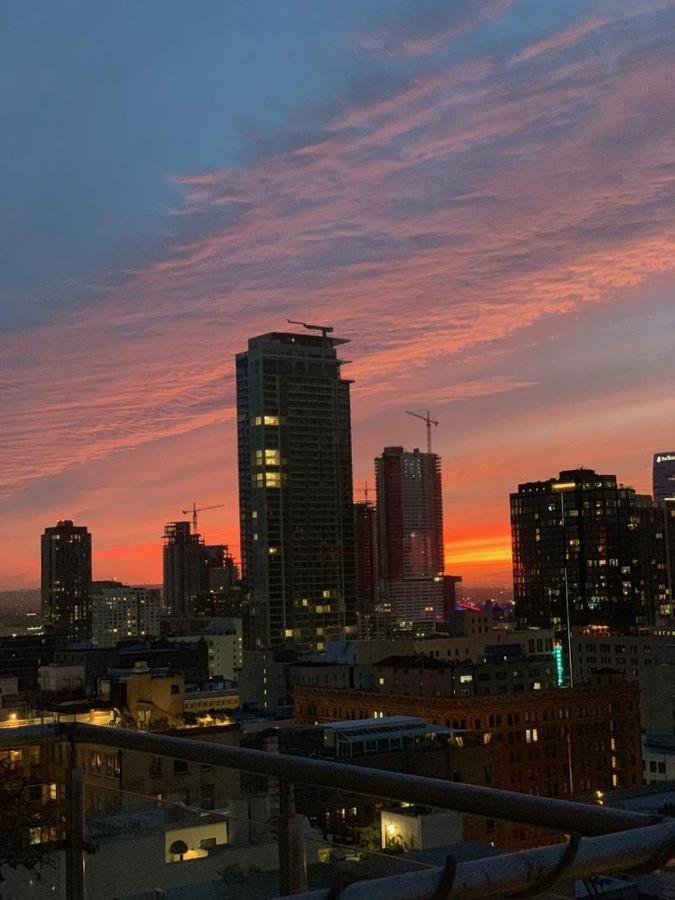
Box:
[278,779,307,896]
[65,740,85,900]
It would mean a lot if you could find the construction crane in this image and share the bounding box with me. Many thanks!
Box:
[181,502,225,533]
[405,409,439,454]
[354,480,373,503]
[286,319,334,339]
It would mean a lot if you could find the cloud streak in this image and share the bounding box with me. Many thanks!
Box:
[3,0,675,585]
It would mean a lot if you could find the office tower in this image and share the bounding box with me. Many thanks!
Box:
[375,446,446,621]
[163,521,204,620]
[41,520,92,639]
[236,330,355,650]
[511,468,668,633]
[90,581,161,647]
[653,452,675,503]
[662,498,675,619]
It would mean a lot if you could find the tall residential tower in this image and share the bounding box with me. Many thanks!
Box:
[375,446,447,621]
[511,468,668,632]
[41,520,92,638]
[236,330,356,650]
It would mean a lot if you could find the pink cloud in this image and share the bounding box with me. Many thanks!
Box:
[3,1,675,586]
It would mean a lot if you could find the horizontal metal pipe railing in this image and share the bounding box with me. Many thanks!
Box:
[289,821,675,899]
[23,722,652,836]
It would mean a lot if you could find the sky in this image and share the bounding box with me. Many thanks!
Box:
[2,0,675,589]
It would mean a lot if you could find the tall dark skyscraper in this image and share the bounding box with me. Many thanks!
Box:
[236,330,356,650]
[375,446,446,621]
[163,521,205,620]
[653,452,675,503]
[41,520,92,638]
[354,501,378,623]
[511,468,669,632]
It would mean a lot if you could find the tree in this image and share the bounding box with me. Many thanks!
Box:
[0,753,57,894]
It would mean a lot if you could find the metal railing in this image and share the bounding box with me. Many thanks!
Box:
[1,723,673,899]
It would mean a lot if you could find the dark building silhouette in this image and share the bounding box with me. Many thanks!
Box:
[654,452,675,503]
[163,521,204,620]
[41,520,92,638]
[511,468,669,632]
[354,501,379,635]
[661,498,675,619]
[236,330,356,650]
[375,446,447,621]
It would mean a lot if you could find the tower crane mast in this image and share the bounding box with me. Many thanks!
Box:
[405,409,439,454]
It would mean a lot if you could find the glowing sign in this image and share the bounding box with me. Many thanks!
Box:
[553,644,565,687]
[552,482,576,491]
[656,454,675,464]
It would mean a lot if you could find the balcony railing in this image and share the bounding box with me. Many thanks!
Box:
[2,722,674,899]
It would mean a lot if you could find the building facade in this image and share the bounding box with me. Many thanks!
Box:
[41,520,92,639]
[236,330,356,651]
[294,676,643,849]
[376,446,446,621]
[511,468,669,633]
[163,521,205,620]
[354,501,378,630]
[653,451,675,503]
[91,582,161,647]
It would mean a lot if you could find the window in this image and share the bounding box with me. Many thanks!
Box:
[171,684,180,695]
[174,760,189,775]
[525,728,538,744]
[149,756,162,778]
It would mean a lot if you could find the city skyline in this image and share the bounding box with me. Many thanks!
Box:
[3,1,675,589]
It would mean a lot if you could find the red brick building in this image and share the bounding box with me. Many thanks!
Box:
[294,674,643,849]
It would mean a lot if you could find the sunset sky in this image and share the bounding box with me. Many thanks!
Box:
[3,0,675,589]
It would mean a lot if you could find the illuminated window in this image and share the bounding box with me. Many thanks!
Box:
[265,472,281,488]
[459,674,473,683]
[268,546,279,555]
[264,415,280,426]
[525,728,538,744]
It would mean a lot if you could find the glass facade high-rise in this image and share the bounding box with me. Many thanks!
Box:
[236,330,356,650]
[511,468,669,632]
[375,446,446,621]
[653,452,675,503]
[41,520,92,638]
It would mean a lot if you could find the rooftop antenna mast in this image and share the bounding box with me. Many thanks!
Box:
[287,319,334,339]
[405,409,439,454]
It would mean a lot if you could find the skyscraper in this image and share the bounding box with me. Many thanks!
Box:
[511,468,669,632]
[354,501,378,630]
[236,330,356,650]
[163,521,204,620]
[375,446,446,621]
[41,520,92,638]
[653,452,675,503]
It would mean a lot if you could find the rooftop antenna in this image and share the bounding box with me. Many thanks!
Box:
[405,409,439,454]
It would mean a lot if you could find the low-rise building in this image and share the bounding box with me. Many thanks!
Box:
[91,581,161,647]
[173,617,243,680]
[294,675,643,850]
[372,654,556,698]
